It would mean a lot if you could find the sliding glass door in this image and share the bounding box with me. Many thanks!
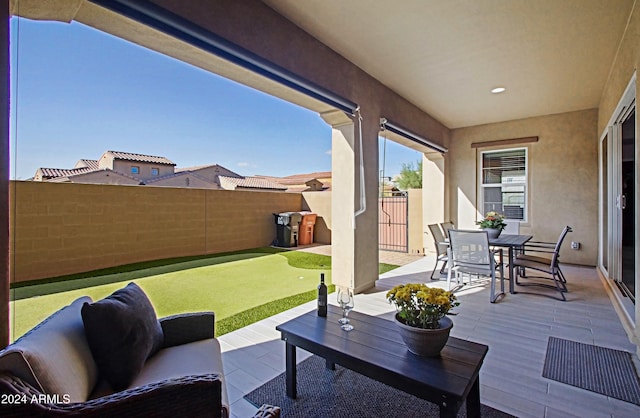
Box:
[621,108,635,299]
[601,76,636,305]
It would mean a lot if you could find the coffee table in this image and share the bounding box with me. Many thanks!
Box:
[276,305,488,418]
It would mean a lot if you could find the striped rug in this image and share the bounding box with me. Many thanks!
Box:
[542,337,640,405]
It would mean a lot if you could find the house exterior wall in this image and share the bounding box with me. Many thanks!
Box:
[9,181,302,283]
[597,2,640,135]
[301,191,332,244]
[69,170,140,185]
[449,109,598,266]
[407,188,424,255]
[147,173,220,189]
[189,166,241,183]
[110,159,173,180]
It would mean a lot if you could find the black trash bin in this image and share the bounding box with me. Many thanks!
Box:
[273,212,302,247]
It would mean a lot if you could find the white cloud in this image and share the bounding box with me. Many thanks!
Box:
[325,149,332,155]
[237,162,249,167]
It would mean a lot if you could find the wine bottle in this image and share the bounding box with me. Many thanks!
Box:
[317,273,327,317]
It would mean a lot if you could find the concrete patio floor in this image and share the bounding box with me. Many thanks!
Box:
[219,252,640,418]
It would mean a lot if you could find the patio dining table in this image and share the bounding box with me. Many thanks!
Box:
[440,233,533,295]
[488,234,533,294]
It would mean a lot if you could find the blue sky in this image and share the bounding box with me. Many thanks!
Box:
[9,18,421,181]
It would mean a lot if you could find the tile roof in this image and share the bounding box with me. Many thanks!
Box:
[75,159,99,169]
[47,168,142,183]
[282,171,332,180]
[175,164,243,178]
[104,150,175,165]
[39,166,96,178]
[174,164,219,173]
[254,171,332,186]
[219,175,288,190]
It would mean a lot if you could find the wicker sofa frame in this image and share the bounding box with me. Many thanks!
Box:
[0,305,280,417]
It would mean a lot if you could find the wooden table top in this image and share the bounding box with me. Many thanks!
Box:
[277,305,488,401]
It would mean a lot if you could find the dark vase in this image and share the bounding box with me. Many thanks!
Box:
[394,314,453,357]
[483,227,501,239]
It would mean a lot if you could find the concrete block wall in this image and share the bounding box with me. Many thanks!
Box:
[9,181,302,283]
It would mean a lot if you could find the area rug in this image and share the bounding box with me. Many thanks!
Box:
[542,336,640,405]
[245,355,514,417]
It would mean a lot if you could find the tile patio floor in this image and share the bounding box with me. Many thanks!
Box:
[219,252,640,418]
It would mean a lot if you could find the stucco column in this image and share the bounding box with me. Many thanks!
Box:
[1,0,9,347]
[422,152,446,253]
[322,110,379,293]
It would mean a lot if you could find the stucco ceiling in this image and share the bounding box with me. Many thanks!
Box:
[263,0,634,129]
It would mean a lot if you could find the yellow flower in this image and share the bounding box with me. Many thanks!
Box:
[435,295,450,306]
[386,283,460,329]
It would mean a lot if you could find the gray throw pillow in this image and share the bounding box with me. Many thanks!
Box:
[81,282,163,390]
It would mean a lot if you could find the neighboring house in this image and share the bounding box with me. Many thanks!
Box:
[48,169,141,186]
[143,171,222,189]
[218,175,287,191]
[32,151,286,191]
[256,171,332,192]
[33,166,97,182]
[98,150,175,180]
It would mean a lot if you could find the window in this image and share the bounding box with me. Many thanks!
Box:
[131,166,140,175]
[151,168,159,176]
[480,148,527,221]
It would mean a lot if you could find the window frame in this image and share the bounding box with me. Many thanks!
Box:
[478,147,528,223]
[151,167,159,176]
[131,166,140,175]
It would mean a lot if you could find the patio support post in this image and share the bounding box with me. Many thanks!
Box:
[323,109,379,293]
[1,0,9,347]
[423,152,446,252]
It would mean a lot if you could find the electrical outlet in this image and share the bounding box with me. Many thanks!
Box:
[571,241,580,250]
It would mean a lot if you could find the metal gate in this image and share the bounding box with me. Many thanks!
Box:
[378,192,408,252]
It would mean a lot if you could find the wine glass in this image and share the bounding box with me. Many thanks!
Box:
[337,288,354,331]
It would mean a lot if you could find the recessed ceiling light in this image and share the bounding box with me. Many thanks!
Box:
[491,87,506,94]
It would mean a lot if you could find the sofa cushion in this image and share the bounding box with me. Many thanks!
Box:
[124,339,229,418]
[81,282,163,391]
[0,296,98,403]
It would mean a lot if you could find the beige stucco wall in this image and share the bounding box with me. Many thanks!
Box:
[9,181,302,283]
[449,109,598,266]
[69,170,140,185]
[407,189,424,255]
[597,1,640,135]
[301,191,331,244]
[422,152,446,254]
[147,173,220,189]
[596,0,639,351]
[109,159,173,180]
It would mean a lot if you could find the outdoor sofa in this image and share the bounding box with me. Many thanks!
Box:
[0,282,279,417]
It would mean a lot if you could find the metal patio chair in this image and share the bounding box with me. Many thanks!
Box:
[513,226,573,301]
[440,221,455,236]
[447,229,505,303]
[427,224,449,280]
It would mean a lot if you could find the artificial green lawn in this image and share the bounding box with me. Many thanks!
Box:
[10,248,399,341]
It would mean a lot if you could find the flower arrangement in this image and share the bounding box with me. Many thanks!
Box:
[477,211,507,230]
[386,284,459,330]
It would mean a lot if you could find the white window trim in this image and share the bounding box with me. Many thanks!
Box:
[478,147,528,223]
